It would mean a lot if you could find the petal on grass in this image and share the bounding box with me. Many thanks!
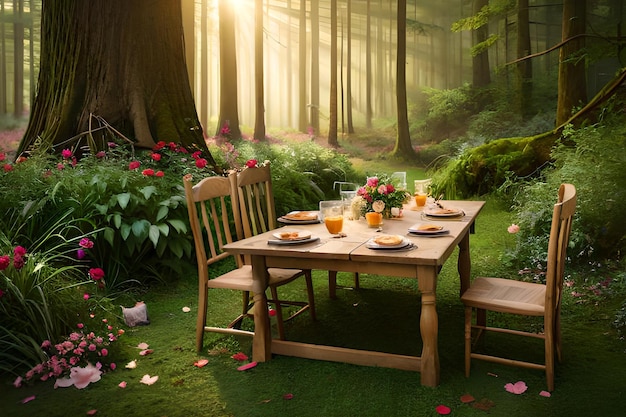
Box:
[125,360,137,369]
[118,381,127,388]
[460,393,475,403]
[86,410,98,415]
[139,349,153,356]
[182,306,191,313]
[137,342,149,350]
[435,405,451,415]
[283,393,294,400]
[504,381,528,395]
[237,362,258,371]
[231,352,248,361]
[539,390,551,398]
[21,395,36,404]
[194,359,209,368]
[140,374,159,385]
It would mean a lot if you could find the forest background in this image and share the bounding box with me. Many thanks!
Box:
[0,1,625,415]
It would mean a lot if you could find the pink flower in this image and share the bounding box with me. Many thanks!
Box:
[151,153,161,161]
[57,163,65,170]
[3,163,13,172]
[504,381,528,394]
[88,344,97,352]
[377,185,388,195]
[13,376,23,388]
[0,255,10,270]
[245,159,258,168]
[83,293,90,300]
[79,238,94,249]
[0,152,5,161]
[195,158,208,168]
[142,168,155,176]
[100,348,108,357]
[366,177,379,188]
[13,255,25,270]
[118,380,126,388]
[507,224,520,234]
[109,362,116,370]
[88,268,105,281]
[61,149,72,159]
[77,323,84,329]
[128,161,141,170]
[96,151,106,158]
[41,340,51,349]
[14,246,26,256]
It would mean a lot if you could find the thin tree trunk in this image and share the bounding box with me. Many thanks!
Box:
[328,0,338,147]
[346,0,354,134]
[365,0,372,128]
[217,0,241,140]
[14,0,24,117]
[253,0,266,141]
[310,0,319,135]
[472,0,490,87]
[298,0,307,133]
[393,0,414,158]
[517,0,532,117]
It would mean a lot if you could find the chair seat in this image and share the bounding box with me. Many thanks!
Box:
[207,264,305,291]
[461,277,545,316]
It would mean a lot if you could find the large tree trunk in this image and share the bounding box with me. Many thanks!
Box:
[392,0,414,158]
[556,0,587,126]
[17,0,211,162]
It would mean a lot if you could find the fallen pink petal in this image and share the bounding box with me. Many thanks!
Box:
[283,393,294,400]
[231,352,248,361]
[54,363,102,389]
[237,361,258,371]
[118,381,127,388]
[435,404,451,415]
[460,393,475,403]
[182,306,191,313]
[140,374,159,385]
[139,349,153,356]
[13,376,23,388]
[504,381,528,395]
[21,395,36,404]
[194,359,209,368]
[136,342,149,350]
[86,410,98,415]
[539,390,552,397]
[125,360,137,369]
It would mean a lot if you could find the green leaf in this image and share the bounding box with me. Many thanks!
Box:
[121,223,131,240]
[157,223,170,236]
[95,204,109,215]
[103,227,115,246]
[140,186,157,200]
[167,219,187,234]
[113,213,122,228]
[149,225,160,248]
[131,219,150,238]
[156,205,169,222]
[116,193,132,209]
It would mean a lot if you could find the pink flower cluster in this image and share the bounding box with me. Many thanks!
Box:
[0,245,28,271]
[355,175,409,214]
[18,314,123,384]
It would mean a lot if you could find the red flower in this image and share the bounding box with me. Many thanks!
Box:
[0,255,10,270]
[89,268,105,281]
[128,161,141,170]
[96,151,106,159]
[245,159,258,168]
[14,246,27,257]
[191,151,202,160]
[151,153,161,162]
[168,142,178,150]
[153,141,166,151]
[195,158,207,169]
[13,255,25,270]
[142,168,155,177]
[0,289,4,298]
[3,163,13,172]
[0,152,5,161]
[155,171,165,177]
[16,156,27,163]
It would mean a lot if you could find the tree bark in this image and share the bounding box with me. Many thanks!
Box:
[18,0,211,162]
[556,0,587,126]
[472,0,491,87]
[517,0,533,117]
[298,0,308,133]
[310,0,320,135]
[216,0,241,140]
[346,0,354,134]
[392,0,414,158]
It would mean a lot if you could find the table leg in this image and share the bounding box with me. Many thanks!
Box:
[251,255,272,362]
[417,265,440,387]
[328,271,337,299]
[458,231,471,296]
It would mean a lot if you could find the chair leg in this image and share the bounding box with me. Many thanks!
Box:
[270,286,285,340]
[545,319,555,392]
[305,270,316,320]
[354,272,360,289]
[328,271,338,299]
[196,286,208,352]
[464,306,472,377]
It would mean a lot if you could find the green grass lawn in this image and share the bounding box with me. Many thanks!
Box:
[2,196,625,417]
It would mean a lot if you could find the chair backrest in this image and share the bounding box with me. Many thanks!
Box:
[229,163,277,239]
[183,174,242,276]
[545,183,577,320]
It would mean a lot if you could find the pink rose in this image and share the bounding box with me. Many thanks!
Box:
[366,177,379,187]
[61,149,72,159]
[79,238,94,249]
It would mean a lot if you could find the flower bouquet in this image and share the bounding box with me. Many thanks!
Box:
[354,174,411,219]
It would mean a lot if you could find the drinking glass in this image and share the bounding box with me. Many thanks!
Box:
[319,200,344,234]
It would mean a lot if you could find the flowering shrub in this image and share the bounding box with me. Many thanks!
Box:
[355,174,410,216]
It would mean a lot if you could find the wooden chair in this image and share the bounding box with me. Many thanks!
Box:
[461,184,576,391]
[229,163,316,339]
[183,174,314,352]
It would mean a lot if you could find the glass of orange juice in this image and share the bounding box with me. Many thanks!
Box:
[414,193,427,207]
[319,200,344,234]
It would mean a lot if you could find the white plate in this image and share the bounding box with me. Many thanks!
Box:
[366,236,411,250]
[423,207,464,217]
[272,230,312,241]
[277,217,321,225]
[280,211,319,221]
[408,223,449,235]
[268,236,320,245]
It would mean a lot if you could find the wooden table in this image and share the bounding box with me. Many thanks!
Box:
[223,200,485,387]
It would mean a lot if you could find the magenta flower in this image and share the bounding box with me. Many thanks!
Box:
[61,149,72,159]
[79,238,94,249]
[83,293,90,300]
[96,151,106,158]
[0,255,10,270]
[13,255,25,270]
[88,268,105,281]
[77,249,86,259]
[57,163,65,170]
[14,246,27,256]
